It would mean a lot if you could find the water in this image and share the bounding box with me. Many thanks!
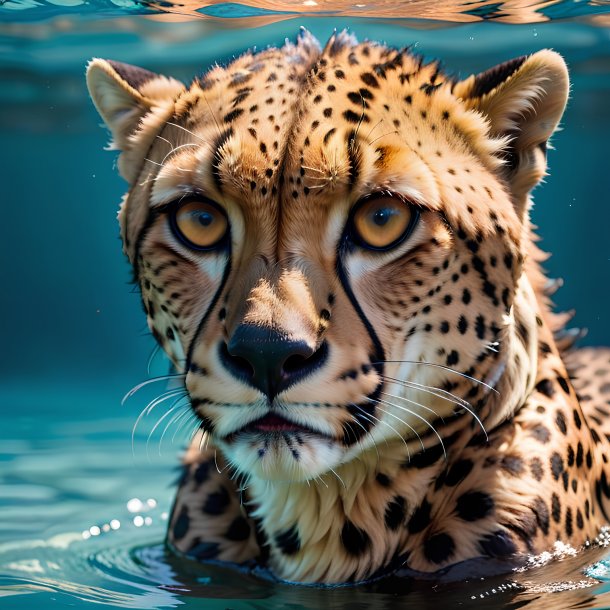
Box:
[2,2,610,608]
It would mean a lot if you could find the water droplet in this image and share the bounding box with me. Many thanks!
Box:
[127,498,143,513]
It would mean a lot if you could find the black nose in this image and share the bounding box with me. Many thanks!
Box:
[219,325,328,400]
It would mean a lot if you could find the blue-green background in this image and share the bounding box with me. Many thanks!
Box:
[1,5,610,608]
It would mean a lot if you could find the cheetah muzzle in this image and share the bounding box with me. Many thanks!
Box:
[87,30,610,584]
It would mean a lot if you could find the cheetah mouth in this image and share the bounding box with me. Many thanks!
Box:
[225,413,331,441]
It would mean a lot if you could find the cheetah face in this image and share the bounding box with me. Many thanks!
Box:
[87,33,568,482]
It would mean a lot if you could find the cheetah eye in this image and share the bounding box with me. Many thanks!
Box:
[169,197,228,251]
[351,192,419,251]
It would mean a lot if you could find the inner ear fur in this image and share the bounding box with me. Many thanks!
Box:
[454,50,569,217]
[86,59,185,179]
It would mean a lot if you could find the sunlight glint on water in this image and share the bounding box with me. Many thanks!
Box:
[2,1,610,608]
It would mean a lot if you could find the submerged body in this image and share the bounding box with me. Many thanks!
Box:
[87,31,610,583]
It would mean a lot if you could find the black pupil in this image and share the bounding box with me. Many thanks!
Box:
[372,207,393,227]
[197,210,214,227]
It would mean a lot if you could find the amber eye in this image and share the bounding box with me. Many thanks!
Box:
[170,198,228,250]
[351,193,417,250]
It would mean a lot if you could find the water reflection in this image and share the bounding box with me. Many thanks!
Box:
[1,0,610,24]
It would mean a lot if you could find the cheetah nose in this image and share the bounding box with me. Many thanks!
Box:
[220,324,328,401]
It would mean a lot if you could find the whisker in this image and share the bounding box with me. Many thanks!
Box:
[147,344,161,376]
[121,373,186,405]
[156,134,173,147]
[172,411,197,444]
[380,390,442,422]
[372,397,445,458]
[300,164,325,174]
[351,405,407,460]
[165,121,208,143]
[363,400,424,454]
[384,382,487,440]
[329,467,346,490]
[159,400,192,452]
[161,142,200,165]
[368,129,399,146]
[365,118,384,140]
[373,360,499,394]
[381,375,470,409]
[147,397,188,449]
[131,387,188,457]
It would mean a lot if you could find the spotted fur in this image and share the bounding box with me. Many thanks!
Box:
[87,31,610,584]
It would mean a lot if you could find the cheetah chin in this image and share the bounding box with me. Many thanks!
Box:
[87,30,610,584]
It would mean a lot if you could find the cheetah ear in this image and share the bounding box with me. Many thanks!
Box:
[454,50,569,215]
[86,59,184,152]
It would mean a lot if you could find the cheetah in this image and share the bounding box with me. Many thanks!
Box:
[86,30,610,584]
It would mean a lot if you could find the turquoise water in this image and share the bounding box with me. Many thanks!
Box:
[2,2,610,607]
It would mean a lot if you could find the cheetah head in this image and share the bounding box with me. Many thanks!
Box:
[87,31,568,483]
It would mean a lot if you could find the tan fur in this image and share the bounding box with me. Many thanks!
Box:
[87,31,610,584]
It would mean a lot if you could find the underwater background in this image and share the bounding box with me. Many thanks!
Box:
[2,1,610,607]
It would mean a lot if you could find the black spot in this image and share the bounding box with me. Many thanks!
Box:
[361,72,380,88]
[323,127,337,144]
[457,316,468,334]
[479,530,517,558]
[462,288,472,304]
[343,109,369,123]
[172,506,189,540]
[551,492,561,522]
[323,107,333,118]
[565,507,573,537]
[550,452,564,480]
[576,442,584,468]
[557,376,570,394]
[556,410,568,435]
[475,315,486,339]
[455,491,494,521]
[501,455,524,476]
[165,327,175,341]
[532,497,550,535]
[573,409,582,429]
[341,520,371,555]
[576,509,584,529]
[187,539,220,560]
[530,424,550,444]
[445,459,474,486]
[536,379,555,398]
[275,525,301,555]
[408,499,432,533]
[440,321,450,334]
[376,472,391,487]
[530,457,544,481]
[223,108,244,123]
[193,461,210,485]
[407,443,445,469]
[385,496,406,530]
[203,486,230,515]
[423,532,455,564]
[446,350,459,366]
[567,444,575,467]
[226,516,251,541]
